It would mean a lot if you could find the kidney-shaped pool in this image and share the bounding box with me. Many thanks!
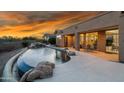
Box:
[17,47,70,76]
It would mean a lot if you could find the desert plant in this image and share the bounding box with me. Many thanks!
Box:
[48,38,56,45]
[22,40,30,47]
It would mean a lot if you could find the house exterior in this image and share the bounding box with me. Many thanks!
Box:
[56,11,124,62]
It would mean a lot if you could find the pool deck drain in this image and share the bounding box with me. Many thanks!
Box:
[35,50,124,82]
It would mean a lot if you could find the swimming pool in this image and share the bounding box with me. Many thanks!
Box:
[17,47,70,76]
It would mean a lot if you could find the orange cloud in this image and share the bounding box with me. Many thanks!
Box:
[0,11,101,38]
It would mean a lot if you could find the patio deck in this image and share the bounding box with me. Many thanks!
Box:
[80,48,119,62]
[35,50,124,82]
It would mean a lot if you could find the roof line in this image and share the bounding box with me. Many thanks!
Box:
[62,11,112,31]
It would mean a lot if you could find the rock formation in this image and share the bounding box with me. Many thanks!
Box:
[19,61,55,82]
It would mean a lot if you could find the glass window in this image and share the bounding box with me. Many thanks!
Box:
[106,29,119,53]
[86,32,98,50]
[80,34,84,48]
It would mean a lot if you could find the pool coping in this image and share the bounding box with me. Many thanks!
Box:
[2,48,27,82]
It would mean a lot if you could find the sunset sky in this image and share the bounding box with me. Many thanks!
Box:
[0,11,101,38]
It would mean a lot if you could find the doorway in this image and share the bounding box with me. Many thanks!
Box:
[86,32,98,50]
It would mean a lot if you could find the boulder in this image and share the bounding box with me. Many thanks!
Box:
[35,64,53,77]
[37,61,55,69]
[26,70,45,82]
[20,61,55,82]
[68,51,76,56]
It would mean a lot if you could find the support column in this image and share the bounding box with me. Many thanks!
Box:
[61,35,65,47]
[119,14,124,62]
[67,35,73,47]
[97,31,106,52]
[75,32,80,51]
[56,35,65,47]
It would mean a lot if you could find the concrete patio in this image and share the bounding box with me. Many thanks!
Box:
[80,49,119,62]
[35,50,124,82]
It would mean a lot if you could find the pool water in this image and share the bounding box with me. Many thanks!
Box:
[17,48,67,76]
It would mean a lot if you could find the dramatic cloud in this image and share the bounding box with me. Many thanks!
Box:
[0,11,101,38]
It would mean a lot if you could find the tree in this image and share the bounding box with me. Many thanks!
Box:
[48,38,56,45]
[22,40,30,47]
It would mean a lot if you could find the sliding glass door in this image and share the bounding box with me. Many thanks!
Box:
[106,29,119,53]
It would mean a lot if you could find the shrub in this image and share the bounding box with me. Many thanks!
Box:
[22,41,30,47]
[48,38,56,45]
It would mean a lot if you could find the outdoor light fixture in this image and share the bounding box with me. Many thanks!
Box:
[57,35,62,39]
